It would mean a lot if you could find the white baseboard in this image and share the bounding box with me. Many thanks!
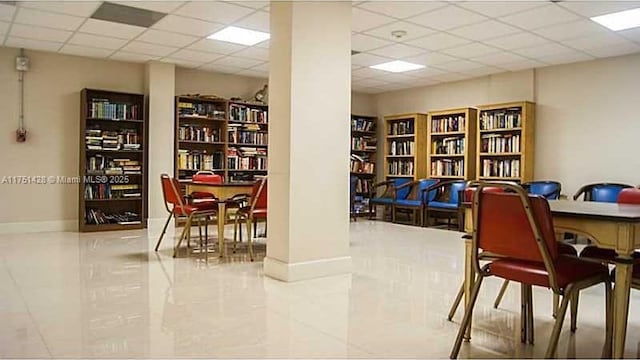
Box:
[0,220,76,234]
[263,255,352,282]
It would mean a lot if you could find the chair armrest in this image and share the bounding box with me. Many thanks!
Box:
[369,179,396,198]
[395,180,417,190]
[573,185,590,201]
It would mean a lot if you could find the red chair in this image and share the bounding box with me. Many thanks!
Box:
[233,177,267,261]
[190,171,223,199]
[154,174,218,257]
[450,182,611,359]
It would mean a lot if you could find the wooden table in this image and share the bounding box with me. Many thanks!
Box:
[183,181,254,258]
[462,200,640,358]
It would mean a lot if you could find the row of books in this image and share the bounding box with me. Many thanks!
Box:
[481,134,521,154]
[85,184,141,200]
[354,178,373,194]
[86,128,141,151]
[89,99,140,120]
[227,147,267,158]
[179,126,222,143]
[387,120,414,136]
[431,159,464,177]
[351,160,375,174]
[87,156,141,175]
[85,209,141,225]
[228,129,268,145]
[432,137,465,155]
[352,196,370,214]
[480,108,522,130]
[431,115,465,133]
[227,156,267,170]
[178,101,225,120]
[388,140,414,156]
[388,159,414,176]
[481,159,520,178]
[177,150,224,170]
[230,104,268,123]
[351,117,375,132]
[351,137,376,151]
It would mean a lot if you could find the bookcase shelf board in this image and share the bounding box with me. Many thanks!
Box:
[427,107,477,180]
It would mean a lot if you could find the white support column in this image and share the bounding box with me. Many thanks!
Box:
[264,1,352,282]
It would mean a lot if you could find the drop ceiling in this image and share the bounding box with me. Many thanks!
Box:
[1,1,640,94]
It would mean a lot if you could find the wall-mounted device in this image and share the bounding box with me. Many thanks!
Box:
[16,48,29,143]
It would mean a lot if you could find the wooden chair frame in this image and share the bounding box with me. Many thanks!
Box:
[391,179,432,226]
[233,176,267,261]
[368,179,397,220]
[423,180,465,230]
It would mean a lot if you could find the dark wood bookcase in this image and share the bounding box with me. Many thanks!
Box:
[350,114,377,217]
[79,89,147,232]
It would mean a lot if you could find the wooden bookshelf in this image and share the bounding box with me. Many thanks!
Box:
[427,107,477,180]
[476,101,535,182]
[350,114,377,217]
[79,89,147,232]
[226,100,268,182]
[383,113,428,180]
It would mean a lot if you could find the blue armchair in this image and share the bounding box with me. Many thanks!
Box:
[573,182,633,202]
[350,175,358,221]
[523,180,562,199]
[391,178,439,226]
[424,180,466,230]
[369,178,412,220]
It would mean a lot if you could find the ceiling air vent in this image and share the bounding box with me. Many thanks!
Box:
[91,2,167,28]
[351,50,361,56]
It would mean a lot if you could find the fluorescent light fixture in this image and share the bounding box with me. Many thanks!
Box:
[370,60,425,73]
[591,7,640,31]
[207,26,270,46]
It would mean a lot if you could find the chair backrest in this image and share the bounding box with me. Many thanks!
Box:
[393,178,412,199]
[525,181,561,200]
[160,174,185,209]
[574,182,633,203]
[618,188,640,204]
[192,171,223,184]
[419,179,439,202]
[251,177,268,210]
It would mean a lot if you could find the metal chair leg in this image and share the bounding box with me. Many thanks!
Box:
[494,280,510,309]
[526,284,534,345]
[173,215,192,258]
[545,288,573,358]
[553,293,560,318]
[521,284,528,344]
[448,281,465,321]
[570,292,579,332]
[603,279,613,358]
[155,212,173,251]
[449,274,485,359]
[246,217,254,261]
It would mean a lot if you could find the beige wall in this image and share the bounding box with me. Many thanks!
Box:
[175,67,267,100]
[374,53,640,196]
[351,92,376,116]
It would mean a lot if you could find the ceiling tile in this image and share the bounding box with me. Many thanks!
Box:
[233,9,268,32]
[533,20,612,42]
[136,29,198,47]
[212,56,263,69]
[483,32,551,51]
[583,42,640,58]
[432,59,485,72]
[79,19,146,40]
[0,3,16,22]
[110,51,160,63]
[369,43,425,59]
[500,4,581,31]
[499,59,547,71]
[471,52,529,66]
[411,77,442,87]
[377,72,417,83]
[513,42,576,58]
[432,72,468,82]
[232,46,269,61]
[122,41,178,57]
[152,15,223,36]
[59,44,114,58]
[114,1,186,13]
[351,52,391,66]
[559,1,640,18]
[188,39,246,55]
[561,32,633,51]
[536,51,594,65]
[19,1,101,17]
[5,36,62,52]
[250,62,269,71]
[620,27,640,43]
[456,1,546,18]
[442,42,500,58]
[230,2,269,10]
[160,57,206,69]
[237,68,268,78]
[405,67,446,78]
[406,32,470,51]
[448,20,520,41]
[0,20,9,35]
[406,51,458,65]
[352,66,385,79]
[363,20,435,42]
[406,5,487,31]
[351,7,395,32]
[9,23,72,43]
[200,63,244,74]
[378,83,412,91]
[13,7,84,31]
[68,33,129,50]
[353,78,389,88]
[255,39,269,49]
[352,33,392,52]
[171,49,225,63]
[460,65,505,77]
[175,1,254,24]
[356,1,448,20]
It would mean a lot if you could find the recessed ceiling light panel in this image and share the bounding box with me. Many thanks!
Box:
[207,26,270,46]
[370,60,425,73]
[591,7,640,31]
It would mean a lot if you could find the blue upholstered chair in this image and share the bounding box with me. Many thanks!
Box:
[424,180,466,230]
[523,181,562,200]
[391,178,439,226]
[369,178,412,220]
[573,182,633,202]
[350,175,358,221]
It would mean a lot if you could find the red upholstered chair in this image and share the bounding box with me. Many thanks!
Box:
[190,171,223,199]
[154,174,218,257]
[450,182,612,359]
[233,177,267,261]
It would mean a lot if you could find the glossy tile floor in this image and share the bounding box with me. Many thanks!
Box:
[1,220,639,358]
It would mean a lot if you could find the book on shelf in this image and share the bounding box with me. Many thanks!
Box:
[387,159,414,176]
[227,147,268,170]
[177,149,224,171]
[86,156,141,175]
[89,98,139,120]
[432,137,465,155]
[228,128,268,145]
[350,159,375,174]
[351,117,375,132]
[480,134,520,153]
[479,108,522,130]
[179,126,222,143]
[85,209,140,225]
[431,159,464,177]
[85,128,141,151]
[178,101,226,119]
[230,104,268,123]
[431,115,465,133]
[388,140,414,156]
[481,159,520,178]
[388,120,414,135]
[351,136,376,151]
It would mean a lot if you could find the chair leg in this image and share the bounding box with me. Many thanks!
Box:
[391,205,396,223]
[233,215,239,253]
[155,212,173,251]
[494,280,510,309]
[457,209,464,232]
[553,293,560,318]
[526,284,534,345]
[173,215,192,258]
[449,274,486,359]
[545,288,573,358]
[246,217,254,261]
[448,281,465,321]
[570,292,579,332]
[521,284,528,344]
[603,279,613,358]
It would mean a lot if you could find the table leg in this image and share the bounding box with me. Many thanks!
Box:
[463,237,475,341]
[613,257,633,358]
[218,202,226,258]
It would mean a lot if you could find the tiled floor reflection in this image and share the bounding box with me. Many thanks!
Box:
[0,220,639,358]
